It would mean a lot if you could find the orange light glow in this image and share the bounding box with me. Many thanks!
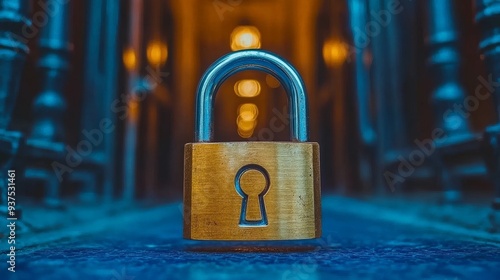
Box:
[237,117,256,131]
[238,103,259,117]
[237,103,258,138]
[238,128,255,138]
[147,41,168,67]
[123,48,137,70]
[239,107,258,122]
[230,26,261,51]
[234,79,261,97]
[323,40,348,67]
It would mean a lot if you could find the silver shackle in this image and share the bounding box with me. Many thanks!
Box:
[194,50,309,142]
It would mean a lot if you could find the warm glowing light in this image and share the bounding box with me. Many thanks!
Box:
[230,26,261,51]
[237,103,258,138]
[238,128,255,138]
[234,79,261,97]
[239,110,257,121]
[147,41,168,67]
[238,103,259,117]
[237,117,256,131]
[265,74,280,88]
[237,120,256,138]
[238,105,259,122]
[323,40,348,67]
[123,48,137,70]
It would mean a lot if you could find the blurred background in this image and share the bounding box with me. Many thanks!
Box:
[0,0,500,279]
[1,0,500,279]
[1,0,500,242]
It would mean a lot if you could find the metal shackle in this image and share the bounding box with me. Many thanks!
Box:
[194,50,309,142]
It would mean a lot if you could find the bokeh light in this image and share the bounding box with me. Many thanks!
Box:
[123,47,137,70]
[147,41,168,67]
[323,39,348,67]
[230,26,261,51]
[237,103,259,138]
[234,79,261,97]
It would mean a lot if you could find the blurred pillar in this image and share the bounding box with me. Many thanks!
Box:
[347,0,376,192]
[475,0,500,217]
[291,0,320,142]
[25,0,71,206]
[426,0,471,136]
[30,0,72,143]
[426,0,472,203]
[122,0,143,201]
[169,0,199,197]
[369,0,412,192]
[144,96,159,198]
[0,0,31,129]
[0,0,31,205]
[81,0,121,201]
[323,0,349,192]
[142,0,165,198]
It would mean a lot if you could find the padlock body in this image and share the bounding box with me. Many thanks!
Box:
[184,141,321,240]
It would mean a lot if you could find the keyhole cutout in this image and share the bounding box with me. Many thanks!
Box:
[235,164,270,227]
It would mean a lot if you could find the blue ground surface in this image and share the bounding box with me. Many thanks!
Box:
[2,201,500,280]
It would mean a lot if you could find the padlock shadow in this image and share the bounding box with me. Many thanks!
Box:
[184,241,320,253]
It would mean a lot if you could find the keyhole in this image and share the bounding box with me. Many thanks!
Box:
[235,164,270,227]
[241,170,265,221]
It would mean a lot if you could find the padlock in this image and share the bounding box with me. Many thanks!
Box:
[184,50,321,240]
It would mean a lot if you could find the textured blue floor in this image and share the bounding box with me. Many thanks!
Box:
[3,202,500,280]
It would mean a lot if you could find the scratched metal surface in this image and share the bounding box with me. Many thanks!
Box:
[3,201,500,280]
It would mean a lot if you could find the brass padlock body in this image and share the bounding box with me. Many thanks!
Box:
[184,142,321,240]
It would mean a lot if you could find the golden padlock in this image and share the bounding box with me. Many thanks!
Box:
[184,50,321,240]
